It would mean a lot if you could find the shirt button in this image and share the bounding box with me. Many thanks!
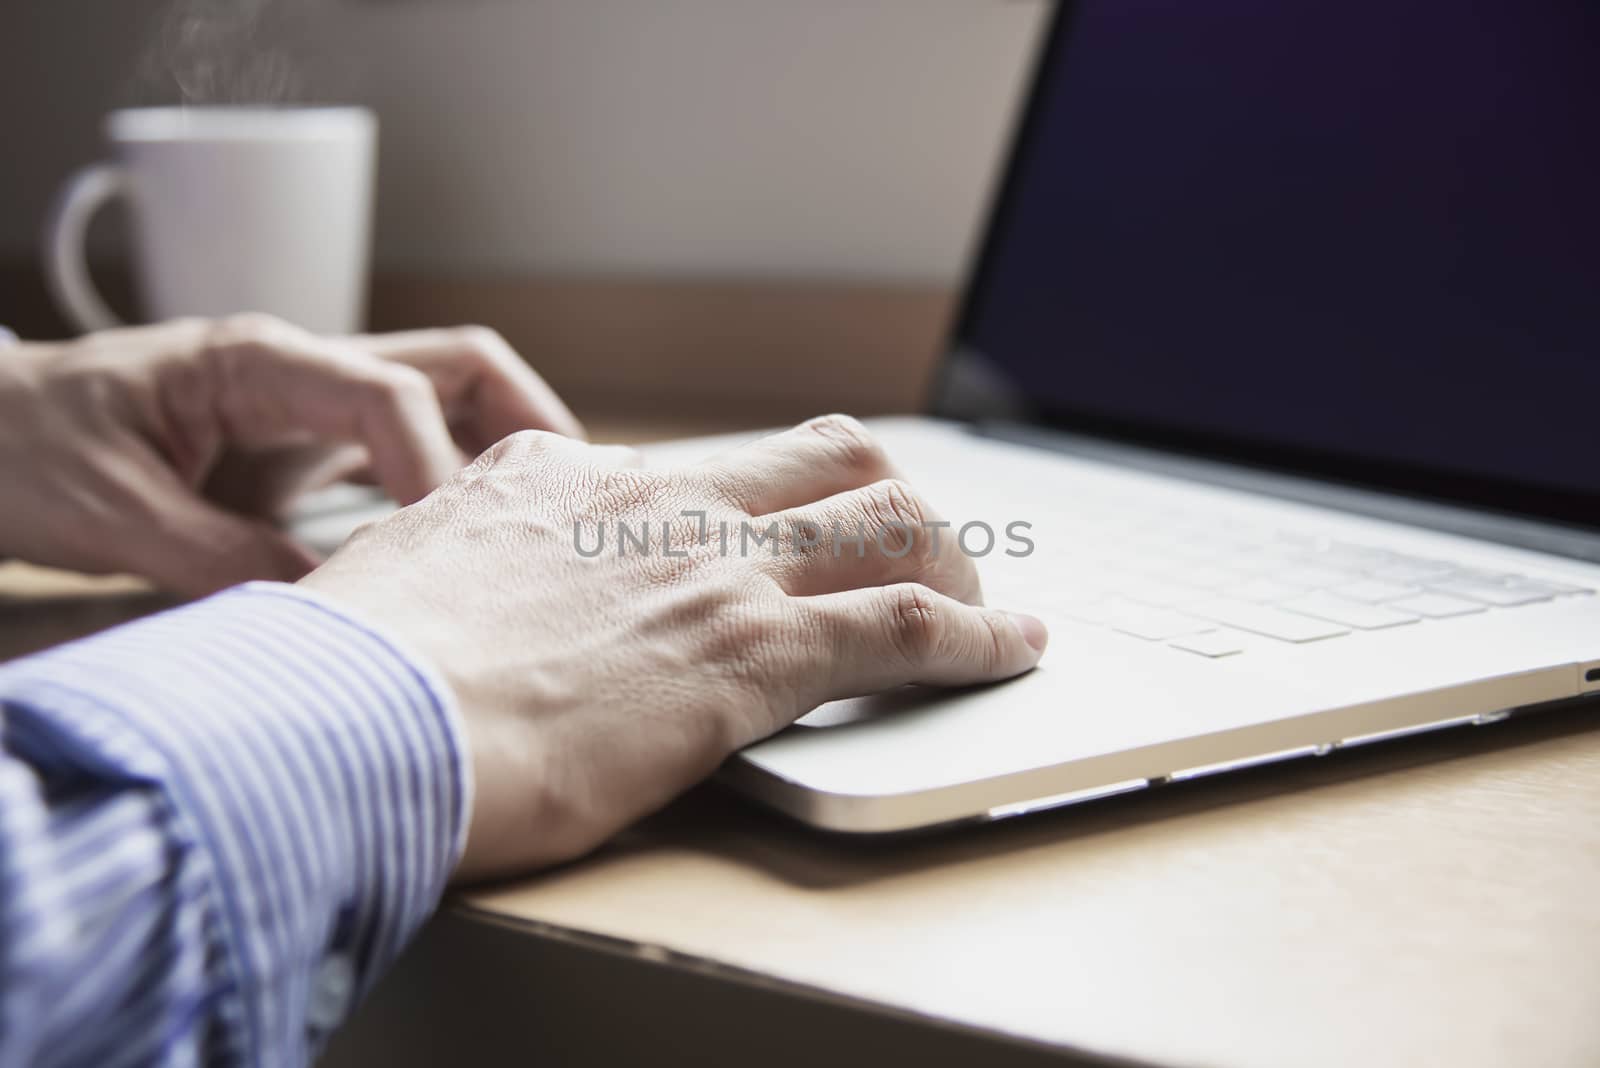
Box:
[308,953,356,1032]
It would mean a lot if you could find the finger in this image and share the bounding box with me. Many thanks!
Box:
[205,315,465,504]
[798,583,1047,698]
[696,414,898,514]
[123,470,323,596]
[352,326,586,448]
[760,478,983,604]
[204,442,371,517]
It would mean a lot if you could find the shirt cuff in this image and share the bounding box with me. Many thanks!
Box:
[0,581,471,1061]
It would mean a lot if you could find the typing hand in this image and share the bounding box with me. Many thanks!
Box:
[300,416,1049,879]
[0,315,581,594]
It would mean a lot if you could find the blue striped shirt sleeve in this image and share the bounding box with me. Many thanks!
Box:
[0,581,471,1068]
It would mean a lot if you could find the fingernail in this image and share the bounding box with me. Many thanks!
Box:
[1003,610,1049,653]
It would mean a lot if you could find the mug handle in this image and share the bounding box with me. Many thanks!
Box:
[44,162,128,334]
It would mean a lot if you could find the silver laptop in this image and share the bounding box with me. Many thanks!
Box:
[298,3,1600,835]
[661,3,1600,831]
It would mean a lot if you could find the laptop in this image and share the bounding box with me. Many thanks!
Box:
[298,1,1600,834]
[645,1,1600,831]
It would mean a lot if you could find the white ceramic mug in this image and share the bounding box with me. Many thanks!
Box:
[44,106,377,336]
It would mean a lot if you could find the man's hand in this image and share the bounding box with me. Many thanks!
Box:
[300,416,1048,880]
[0,315,581,594]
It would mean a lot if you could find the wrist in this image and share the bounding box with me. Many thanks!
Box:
[279,577,475,836]
[294,567,492,863]
[298,562,576,880]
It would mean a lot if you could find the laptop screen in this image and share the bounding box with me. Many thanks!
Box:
[947,2,1600,529]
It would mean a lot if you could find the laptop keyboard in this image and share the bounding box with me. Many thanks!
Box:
[988,509,1594,659]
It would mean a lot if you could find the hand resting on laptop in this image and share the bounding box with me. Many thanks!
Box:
[302,416,1049,878]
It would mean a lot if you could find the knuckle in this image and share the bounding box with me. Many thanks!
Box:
[165,315,210,337]
[780,515,829,562]
[862,478,927,540]
[365,364,433,408]
[489,428,556,463]
[384,362,434,397]
[975,611,1008,672]
[452,324,507,357]
[458,445,502,480]
[704,465,759,514]
[801,413,884,470]
[885,583,943,662]
[209,311,294,351]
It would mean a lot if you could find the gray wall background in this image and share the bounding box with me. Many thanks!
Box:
[0,0,1047,281]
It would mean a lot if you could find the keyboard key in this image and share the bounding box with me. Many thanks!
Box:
[1332,578,1421,603]
[1425,579,1552,607]
[1115,576,1209,608]
[1051,599,1118,625]
[1525,579,1595,596]
[1450,567,1518,583]
[1275,563,1363,588]
[1520,579,1595,597]
[1223,577,1311,603]
[1184,598,1350,642]
[1280,592,1421,630]
[1108,605,1215,641]
[1371,559,1458,583]
[1169,631,1249,658]
[1316,543,1395,567]
[1149,562,1244,589]
[1388,592,1485,618]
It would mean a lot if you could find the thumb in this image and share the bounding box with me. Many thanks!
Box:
[129,479,323,597]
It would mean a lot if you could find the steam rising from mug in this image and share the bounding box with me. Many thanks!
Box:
[46,2,374,335]
[147,0,308,105]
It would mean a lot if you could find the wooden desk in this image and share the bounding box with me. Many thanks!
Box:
[316,702,1600,1068]
[9,528,1596,1068]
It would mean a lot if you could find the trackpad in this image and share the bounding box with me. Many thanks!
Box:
[794,685,995,729]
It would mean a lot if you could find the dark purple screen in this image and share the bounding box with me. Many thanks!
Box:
[962,1,1600,503]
